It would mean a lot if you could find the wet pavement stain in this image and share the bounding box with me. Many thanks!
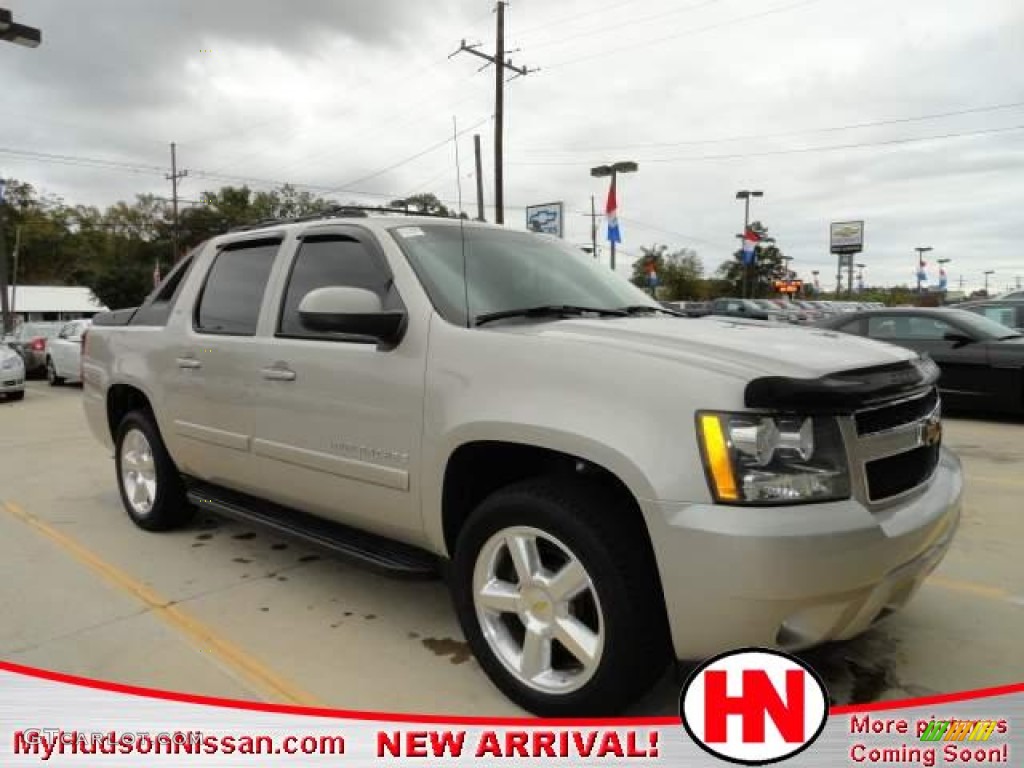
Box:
[191,543,205,548]
[298,555,320,563]
[343,611,353,617]
[271,543,288,551]
[422,637,472,665]
[196,533,214,541]
[260,607,269,612]
[277,576,288,582]
[233,558,253,564]
[233,532,257,540]
[364,614,377,620]
[407,631,420,639]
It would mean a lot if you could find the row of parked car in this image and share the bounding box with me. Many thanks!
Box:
[0,319,91,401]
[662,298,884,324]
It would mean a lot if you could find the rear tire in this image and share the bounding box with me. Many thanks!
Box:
[46,357,64,386]
[114,410,194,531]
[451,476,671,717]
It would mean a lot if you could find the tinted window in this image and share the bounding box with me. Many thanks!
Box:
[278,235,400,338]
[195,241,279,335]
[868,315,954,340]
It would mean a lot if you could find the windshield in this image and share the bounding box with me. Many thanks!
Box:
[389,224,658,326]
[949,310,1022,340]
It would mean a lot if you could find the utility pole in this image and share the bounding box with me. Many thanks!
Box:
[11,225,21,319]
[452,2,535,225]
[166,142,187,263]
[0,178,10,335]
[473,134,485,222]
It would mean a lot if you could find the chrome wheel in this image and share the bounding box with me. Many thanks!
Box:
[472,526,604,695]
[120,428,157,516]
[46,359,56,384]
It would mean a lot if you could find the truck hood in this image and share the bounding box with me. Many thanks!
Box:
[491,315,918,380]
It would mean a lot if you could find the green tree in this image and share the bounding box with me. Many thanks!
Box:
[714,222,789,298]
[389,192,452,217]
[630,244,704,300]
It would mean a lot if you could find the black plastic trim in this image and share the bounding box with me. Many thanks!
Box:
[744,358,941,413]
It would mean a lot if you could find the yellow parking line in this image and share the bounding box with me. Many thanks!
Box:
[1,500,321,708]
[926,574,1019,603]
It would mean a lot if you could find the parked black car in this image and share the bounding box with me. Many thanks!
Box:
[956,299,1024,333]
[820,307,1024,414]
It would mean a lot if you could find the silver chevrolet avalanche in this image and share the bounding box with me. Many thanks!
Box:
[82,209,963,716]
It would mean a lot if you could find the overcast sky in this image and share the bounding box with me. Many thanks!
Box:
[2,0,1023,293]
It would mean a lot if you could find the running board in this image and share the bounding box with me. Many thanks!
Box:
[184,479,439,579]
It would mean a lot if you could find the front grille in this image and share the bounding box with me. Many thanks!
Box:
[855,387,939,436]
[865,444,941,501]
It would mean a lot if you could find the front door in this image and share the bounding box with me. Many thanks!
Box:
[247,227,428,544]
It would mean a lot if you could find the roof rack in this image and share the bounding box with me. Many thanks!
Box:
[226,205,461,233]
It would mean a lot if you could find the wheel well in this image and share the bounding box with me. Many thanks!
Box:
[106,384,153,440]
[441,441,655,558]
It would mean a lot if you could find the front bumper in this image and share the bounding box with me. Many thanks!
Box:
[646,447,963,660]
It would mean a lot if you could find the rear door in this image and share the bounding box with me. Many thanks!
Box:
[162,237,282,494]
[246,226,428,543]
[49,322,76,378]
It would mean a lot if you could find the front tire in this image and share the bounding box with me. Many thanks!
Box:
[451,477,670,717]
[46,357,64,386]
[114,410,194,531]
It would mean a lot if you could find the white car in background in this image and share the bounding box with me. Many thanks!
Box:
[0,346,26,401]
[45,319,91,386]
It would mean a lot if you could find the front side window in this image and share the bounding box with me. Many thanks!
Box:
[390,224,656,326]
[195,241,279,335]
[278,234,401,339]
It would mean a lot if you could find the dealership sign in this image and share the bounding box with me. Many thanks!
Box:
[525,202,564,238]
[830,221,864,254]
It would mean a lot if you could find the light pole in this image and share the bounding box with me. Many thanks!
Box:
[736,190,763,298]
[0,10,41,335]
[0,9,42,47]
[984,270,995,296]
[591,161,637,272]
[811,269,820,295]
[855,263,866,295]
[936,257,950,296]
[915,246,933,293]
[0,177,9,335]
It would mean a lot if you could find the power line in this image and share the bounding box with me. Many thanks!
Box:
[512,0,648,38]
[520,0,727,52]
[544,0,828,70]
[510,123,1024,166]
[516,100,1024,154]
[316,114,492,196]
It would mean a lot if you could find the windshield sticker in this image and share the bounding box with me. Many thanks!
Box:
[396,226,425,238]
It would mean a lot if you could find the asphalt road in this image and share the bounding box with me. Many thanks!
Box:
[1,381,1021,716]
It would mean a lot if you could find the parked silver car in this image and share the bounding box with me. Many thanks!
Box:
[6,322,62,377]
[0,346,26,401]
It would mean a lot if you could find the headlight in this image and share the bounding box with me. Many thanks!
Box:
[1,356,22,371]
[697,411,850,504]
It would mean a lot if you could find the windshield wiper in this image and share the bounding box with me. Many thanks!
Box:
[474,305,628,327]
[619,305,683,316]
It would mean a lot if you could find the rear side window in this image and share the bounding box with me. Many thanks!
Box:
[195,241,280,335]
[277,234,401,339]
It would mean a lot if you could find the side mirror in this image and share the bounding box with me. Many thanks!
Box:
[943,331,974,347]
[297,287,405,344]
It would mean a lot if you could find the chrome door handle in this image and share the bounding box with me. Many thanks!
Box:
[176,357,202,369]
[261,367,296,381]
